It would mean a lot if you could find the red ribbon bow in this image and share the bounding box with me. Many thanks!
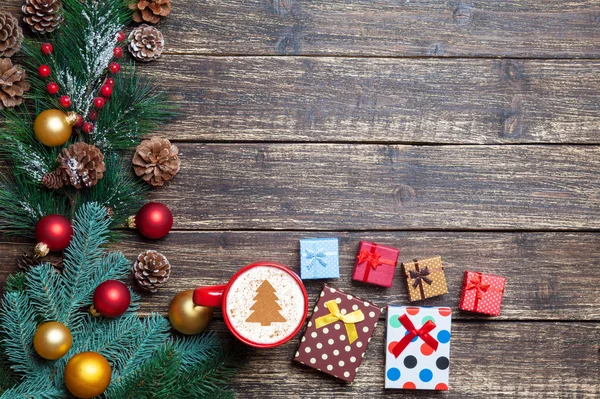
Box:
[357,250,382,270]
[392,314,439,358]
[466,273,491,310]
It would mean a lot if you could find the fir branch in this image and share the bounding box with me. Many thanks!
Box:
[25,265,64,322]
[0,375,62,399]
[0,341,16,395]
[4,273,27,294]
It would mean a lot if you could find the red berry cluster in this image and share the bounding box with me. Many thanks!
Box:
[37,33,125,134]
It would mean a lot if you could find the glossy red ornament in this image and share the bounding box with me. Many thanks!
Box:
[82,122,94,134]
[113,47,123,59]
[59,95,71,108]
[47,82,59,95]
[116,31,125,42]
[93,97,105,109]
[105,77,115,87]
[93,280,131,317]
[41,43,53,55]
[108,62,120,74]
[135,202,173,239]
[35,214,73,252]
[100,84,113,98]
[38,65,51,78]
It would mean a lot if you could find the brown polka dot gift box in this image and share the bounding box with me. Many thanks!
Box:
[458,271,506,316]
[401,256,449,302]
[294,284,383,382]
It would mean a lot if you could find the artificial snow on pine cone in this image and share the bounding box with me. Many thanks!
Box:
[22,0,64,34]
[128,24,164,62]
[0,12,24,58]
[132,136,180,186]
[0,58,30,109]
[133,250,171,293]
[129,0,171,24]
[42,142,106,189]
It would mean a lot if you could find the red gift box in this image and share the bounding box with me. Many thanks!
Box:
[351,241,399,288]
[459,271,506,316]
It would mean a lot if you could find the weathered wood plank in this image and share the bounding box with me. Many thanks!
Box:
[153,57,600,143]
[2,231,599,320]
[2,1,600,58]
[224,321,600,397]
[142,143,600,230]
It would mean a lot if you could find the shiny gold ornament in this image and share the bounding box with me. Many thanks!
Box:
[169,290,213,335]
[33,109,78,147]
[33,321,72,360]
[64,352,112,399]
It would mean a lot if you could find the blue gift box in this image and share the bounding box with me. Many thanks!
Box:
[299,238,340,280]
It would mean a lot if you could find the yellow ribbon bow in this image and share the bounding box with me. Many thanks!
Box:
[315,300,365,344]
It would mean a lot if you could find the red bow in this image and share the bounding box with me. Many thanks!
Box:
[357,250,382,270]
[392,314,439,358]
[466,274,491,299]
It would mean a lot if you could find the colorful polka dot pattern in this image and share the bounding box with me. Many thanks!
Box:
[294,284,383,382]
[402,256,448,302]
[385,306,452,390]
[300,238,340,280]
[458,271,506,316]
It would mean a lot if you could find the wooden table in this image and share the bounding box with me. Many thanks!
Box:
[1,1,599,397]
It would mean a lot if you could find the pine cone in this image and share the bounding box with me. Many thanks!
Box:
[22,0,63,34]
[129,0,171,24]
[42,142,106,189]
[132,136,180,186]
[128,24,164,62]
[18,252,64,272]
[0,12,23,58]
[132,250,171,292]
[0,58,30,109]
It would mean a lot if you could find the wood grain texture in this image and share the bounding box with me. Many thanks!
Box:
[139,143,600,230]
[2,231,599,320]
[149,56,600,143]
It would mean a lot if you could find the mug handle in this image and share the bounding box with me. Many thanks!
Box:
[193,284,227,308]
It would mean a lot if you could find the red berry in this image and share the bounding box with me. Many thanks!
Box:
[116,31,126,42]
[75,115,84,127]
[108,62,120,74]
[41,43,53,55]
[59,95,71,108]
[105,78,115,87]
[82,122,94,134]
[113,47,123,59]
[93,97,105,109]
[38,65,51,78]
[100,84,113,98]
[89,110,98,121]
[46,82,59,95]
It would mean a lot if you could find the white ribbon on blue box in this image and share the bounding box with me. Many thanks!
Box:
[299,238,339,280]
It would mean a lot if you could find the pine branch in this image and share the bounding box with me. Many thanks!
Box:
[25,265,64,322]
[0,375,62,399]
[4,273,27,294]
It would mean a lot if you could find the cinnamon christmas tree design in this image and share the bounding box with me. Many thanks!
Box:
[245,279,287,326]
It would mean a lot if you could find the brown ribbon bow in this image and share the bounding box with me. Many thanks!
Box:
[409,267,433,288]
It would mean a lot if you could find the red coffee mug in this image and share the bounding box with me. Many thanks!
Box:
[193,261,308,348]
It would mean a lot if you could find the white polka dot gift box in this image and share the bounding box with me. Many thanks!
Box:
[299,238,340,280]
[458,271,506,316]
[385,306,452,391]
[294,284,383,382]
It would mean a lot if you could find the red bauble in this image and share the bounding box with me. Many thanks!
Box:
[35,214,73,252]
[113,47,123,59]
[59,95,72,108]
[75,114,84,127]
[89,110,98,121]
[100,84,113,98]
[105,77,115,87]
[47,82,59,95]
[41,43,53,55]
[38,65,51,78]
[82,122,94,134]
[93,280,131,317]
[135,202,173,239]
[93,97,105,109]
[108,62,120,74]
[116,31,125,42]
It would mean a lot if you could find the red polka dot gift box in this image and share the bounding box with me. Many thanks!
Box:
[401,256,448,302]
[294,284,383,382]
[458,271,506,316]
[352,241,399,288]
[385,306,452,391]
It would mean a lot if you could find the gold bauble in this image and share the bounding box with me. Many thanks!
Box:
[64,352,112,399]
[33,109,78,147]
[33,321,72,360]
[169,290,213,335]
